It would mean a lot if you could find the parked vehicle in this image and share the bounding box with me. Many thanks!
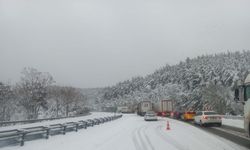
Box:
[154,100,173,117]
[181,111,196,121]
[144,111,158,121]
[194,111,222,127]
[235,74,250,137]
[137,101,153,116]
[172,111,183,120]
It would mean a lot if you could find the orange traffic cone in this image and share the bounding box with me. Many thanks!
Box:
[166,121,170,130]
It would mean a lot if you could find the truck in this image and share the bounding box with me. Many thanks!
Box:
[234,74,250,137]
[137,101,153,116]
[181,111,196,121]
[154,100,173,116]
[117,106,133,113]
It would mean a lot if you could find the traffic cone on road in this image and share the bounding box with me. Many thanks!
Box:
[166,121,170,130]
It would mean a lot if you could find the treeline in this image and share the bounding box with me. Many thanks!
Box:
[0,68,88,121]
[102,51,250,115]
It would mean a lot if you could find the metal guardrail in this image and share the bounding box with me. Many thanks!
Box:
[0,113,91,126]
[0,115,123,147]
[223,115,244,120]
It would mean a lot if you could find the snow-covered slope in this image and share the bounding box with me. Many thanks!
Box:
[101,51,250,114]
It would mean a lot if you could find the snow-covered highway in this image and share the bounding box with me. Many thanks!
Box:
[2,114,248,150]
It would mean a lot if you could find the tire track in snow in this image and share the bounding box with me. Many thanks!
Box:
[132,125,156,150]
[132,128,142,150]
[142,126,156,150]
[136,126,149,150]
[155,125,187,150]
[138,126,150,150]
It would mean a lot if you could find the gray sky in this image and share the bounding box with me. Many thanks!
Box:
[1,0,250,88]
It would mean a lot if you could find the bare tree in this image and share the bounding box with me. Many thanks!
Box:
[0,82,14,121]
[60,86,77,117]
[47,86,88,118]
[47,86,64,117]
[60,86,88,117]
[16,68,54,119]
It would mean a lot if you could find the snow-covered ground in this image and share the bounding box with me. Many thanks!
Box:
[222,118,244,129]
[0,112,114,131]
[2,114,248,150]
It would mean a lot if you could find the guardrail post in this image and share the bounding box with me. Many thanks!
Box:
[20,132,26,146]
[46,128,49,139]
[63,125,66,135]
[75,124,78,132]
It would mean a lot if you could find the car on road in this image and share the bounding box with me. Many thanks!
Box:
[144,111,158,121]
[194,111,222,127]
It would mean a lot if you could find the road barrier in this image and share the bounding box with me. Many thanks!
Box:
[0,113,91,127]
[0,115,122,147]
[223,115,244,120]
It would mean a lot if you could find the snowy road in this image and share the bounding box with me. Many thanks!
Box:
[2,114,249,150]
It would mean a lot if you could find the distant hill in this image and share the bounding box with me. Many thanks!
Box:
[100,51,250,114]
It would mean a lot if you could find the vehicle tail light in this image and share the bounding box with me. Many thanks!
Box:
[203,116,208,119]
[187,112,195,114]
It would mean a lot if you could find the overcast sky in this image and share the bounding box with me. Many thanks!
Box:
[0,0,250,88]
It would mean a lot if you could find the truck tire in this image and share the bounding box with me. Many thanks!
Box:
[249,124,250,137]
[200,120,203,127]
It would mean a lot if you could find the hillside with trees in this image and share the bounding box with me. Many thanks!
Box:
[101,51,250,115]
[1,51,249,121]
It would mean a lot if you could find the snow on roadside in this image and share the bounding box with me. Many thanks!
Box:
[162,118,248,150]
[0,112,115,131]
[222,118,244,129]
[2,114,248,150]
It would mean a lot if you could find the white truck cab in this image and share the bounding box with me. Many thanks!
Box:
[235,74,250,137]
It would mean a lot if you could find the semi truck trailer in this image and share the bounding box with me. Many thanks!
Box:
[137,101,153,116]
[154,100,173,116]
[234,74,250,137]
